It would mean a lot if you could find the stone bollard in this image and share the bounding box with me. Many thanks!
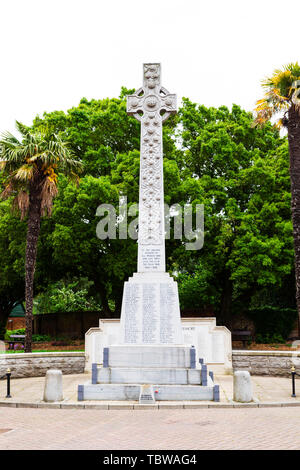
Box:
[233,370,253,403]
[43,369,63,402]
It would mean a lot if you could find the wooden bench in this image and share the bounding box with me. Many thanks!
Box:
[232,330,252,349]
[5,334,25,351]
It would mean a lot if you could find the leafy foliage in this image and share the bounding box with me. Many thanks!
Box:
[4,328,51,342]
[36,277,101,313]
[173,100,293,324]
[247,307,297,342]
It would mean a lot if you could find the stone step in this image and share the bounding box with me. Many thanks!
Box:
[78,380,215,401]
[95,367,202,385]
[105,344,195,368]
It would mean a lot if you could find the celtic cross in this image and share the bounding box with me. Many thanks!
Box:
[127,63,177,273]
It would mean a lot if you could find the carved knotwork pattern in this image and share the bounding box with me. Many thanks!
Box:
[127,64,176,245]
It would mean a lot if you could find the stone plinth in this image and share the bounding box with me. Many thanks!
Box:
[120,273,183,345]
[78,379,215,402]
[78,343,218,401]
[84,318,232,374]
[106,344,191,368]
[97,367,201,385]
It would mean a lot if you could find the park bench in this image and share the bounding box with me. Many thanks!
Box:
[5,334,25,351]
[231,329,252,349]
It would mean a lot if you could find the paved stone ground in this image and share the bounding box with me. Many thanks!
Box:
[1,406,300,449]
[1,373,300,405]
[1,373,300,449]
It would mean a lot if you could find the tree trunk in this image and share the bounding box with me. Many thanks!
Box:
[24,174,43,352]
[92,277,112,317]
[219,272,233,329]
[288,104,300,337]
[0,299,14,341]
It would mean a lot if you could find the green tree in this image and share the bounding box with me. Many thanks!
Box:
[36,277,101,313]
[33,89,140,177]
[45,174,130,315]
[0,122,82,351]
[174,101,293,326]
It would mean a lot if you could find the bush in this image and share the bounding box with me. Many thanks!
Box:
[255,333,285,344]
[5,329,51,342]
[32,334,51,342]
[4,328,25,340]
[248,307,297,343]
[36,277,101,313]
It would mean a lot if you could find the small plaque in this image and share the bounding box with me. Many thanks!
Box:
[139,384,155,404]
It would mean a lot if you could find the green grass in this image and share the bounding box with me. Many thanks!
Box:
[1,349,85,354]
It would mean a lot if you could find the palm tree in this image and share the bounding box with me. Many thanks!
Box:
[0,122,82,352]
[254,62,300,332]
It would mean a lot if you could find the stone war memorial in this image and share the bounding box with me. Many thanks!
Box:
[79,64,232,402]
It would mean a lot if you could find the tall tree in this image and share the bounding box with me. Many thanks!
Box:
[0,122,82,351]
[174,101,292,326]
[254,63,300,330]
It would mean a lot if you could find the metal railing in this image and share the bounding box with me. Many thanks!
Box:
[291,366,300,398]
[0,369,12,398]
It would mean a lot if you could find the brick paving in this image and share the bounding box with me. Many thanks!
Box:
[1,373,300,406]
[0,407,300,450]
[1,373,300,449]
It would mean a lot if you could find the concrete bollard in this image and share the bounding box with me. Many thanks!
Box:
[43,369,63,402]
[233,370,253,403]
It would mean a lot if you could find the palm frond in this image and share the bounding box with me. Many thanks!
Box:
[0,131,21,146]
[0,182,15,199]
[15,121,31,138]
[0,122,82,219]
[12,190,29,219]
[66,171,81,186]
[40,177,58,216]
[254,62,300,125]
[14,165,34,181]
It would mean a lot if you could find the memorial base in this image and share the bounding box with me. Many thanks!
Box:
[105,344,192,368]
[78,345,220,402]
[78,382,216,401]
[96,367,202,385]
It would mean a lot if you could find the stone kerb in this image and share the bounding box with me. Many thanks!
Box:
[232,350,300,377]
[0,352,85,378]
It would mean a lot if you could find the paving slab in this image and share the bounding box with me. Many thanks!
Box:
[1,406,300,449]
[1,373,300,408]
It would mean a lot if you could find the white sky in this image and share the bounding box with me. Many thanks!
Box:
[0,0,299,134]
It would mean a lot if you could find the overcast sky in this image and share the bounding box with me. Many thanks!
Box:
[0,0,299,135]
